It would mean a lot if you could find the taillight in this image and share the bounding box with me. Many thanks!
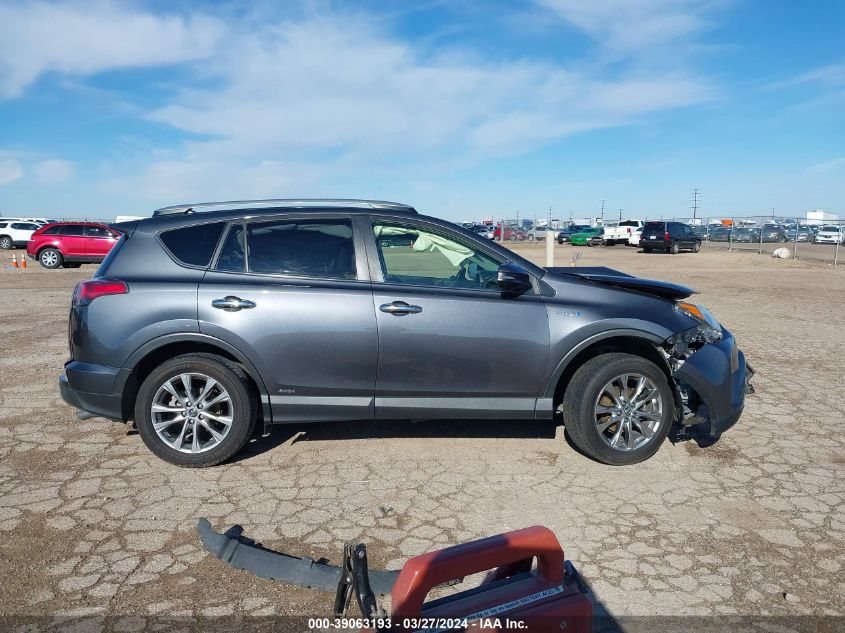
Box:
[627,227,632,234]
[664,231,670,241]
[73,279,128,306]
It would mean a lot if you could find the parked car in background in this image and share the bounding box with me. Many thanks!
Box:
[528,225,559,241]
[691,225,709,242]
[26,222,120,268]
[731,227,756,243]
[475,225,495,240]
[753,224,788,243]
[0,220,42,249]
[493,225,526,241]
[640,221,702,254]
[785,225,816,242]
[570,227,603,246]
[815,225,844,244]
[604,220,645,246]
[709,226,732,242]
[59,198,752,467]
[557,224,591,244]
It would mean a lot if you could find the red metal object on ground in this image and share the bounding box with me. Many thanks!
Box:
[373,526,592,632]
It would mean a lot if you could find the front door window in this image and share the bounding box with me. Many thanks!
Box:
[373,222,502,291]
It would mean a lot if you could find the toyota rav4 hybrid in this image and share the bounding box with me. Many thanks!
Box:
[60,199,754,468]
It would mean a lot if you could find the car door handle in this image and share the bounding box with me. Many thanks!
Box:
[211,296,256,311]
[379,301,423,316]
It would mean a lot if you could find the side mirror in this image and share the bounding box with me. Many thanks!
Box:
[497,262,533,296]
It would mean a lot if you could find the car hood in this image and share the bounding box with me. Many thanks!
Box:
[544,266,695,301]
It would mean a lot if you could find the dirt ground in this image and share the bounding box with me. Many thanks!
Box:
[1,244,843,630]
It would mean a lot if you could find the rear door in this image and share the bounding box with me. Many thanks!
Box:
[364,215,550,420]
[84,224,119,259]
[59,224,87,257]
[198,214,378,423]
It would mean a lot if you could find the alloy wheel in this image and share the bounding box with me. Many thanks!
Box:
[41,251,58,267]
[150,372,233,453]
[593,373,664,451]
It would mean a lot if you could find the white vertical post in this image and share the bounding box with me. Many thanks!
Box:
[545,225,554,267]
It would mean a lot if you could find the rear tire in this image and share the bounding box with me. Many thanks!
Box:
[669,241,680,254]
[134,353,258,467]
[0,236,11,250]
[562,353,674,465]
[692,242,701,253]
[39,248,63,268]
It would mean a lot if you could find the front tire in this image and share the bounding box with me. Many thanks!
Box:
[562,353,674,465]
[39,248,63,268]
[0,236,11,250]
[692,242,701,253]
[134,353,258,467]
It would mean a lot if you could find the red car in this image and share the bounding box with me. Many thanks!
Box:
[26,222,120,269]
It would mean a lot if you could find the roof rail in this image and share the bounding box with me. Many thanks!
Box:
[152,198,417,217]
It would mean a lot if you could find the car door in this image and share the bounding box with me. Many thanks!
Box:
[59,224,87,257]
[364,216,550,420]
[10,222,39,245]
[84,224,118,259]
[198,214,378,423]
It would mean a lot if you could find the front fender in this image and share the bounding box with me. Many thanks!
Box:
[542,321,672,398]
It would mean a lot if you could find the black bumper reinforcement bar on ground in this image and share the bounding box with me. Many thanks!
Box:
[197,518,401,595]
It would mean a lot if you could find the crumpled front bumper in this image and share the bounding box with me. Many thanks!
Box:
[673,327,754,437]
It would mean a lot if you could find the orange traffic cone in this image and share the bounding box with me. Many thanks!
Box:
[11,254,18,268]
[20,254,26,268]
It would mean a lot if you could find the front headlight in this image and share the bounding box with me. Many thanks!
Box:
[668,302,723,355]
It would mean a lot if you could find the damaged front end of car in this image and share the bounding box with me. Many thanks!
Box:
[662,302,755,437]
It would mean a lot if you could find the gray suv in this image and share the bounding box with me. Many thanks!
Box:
[60,199,753,467]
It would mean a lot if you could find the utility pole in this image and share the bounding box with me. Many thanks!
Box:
[600,199,606,224]
[548,206,553,227]
[691,188,700,221]
[618,208,623,221]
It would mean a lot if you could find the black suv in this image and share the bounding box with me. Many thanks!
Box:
[60,199,752,467]
[640,221,702,254]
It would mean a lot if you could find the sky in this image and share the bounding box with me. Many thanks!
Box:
[0,0,843,222]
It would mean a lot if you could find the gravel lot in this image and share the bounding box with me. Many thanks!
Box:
[1,245,843,629]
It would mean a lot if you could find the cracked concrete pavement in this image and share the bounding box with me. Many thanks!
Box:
[0,245,843,628]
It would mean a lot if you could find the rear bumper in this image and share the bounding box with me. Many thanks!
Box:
[673,328,754,436]
[59,360,126,421]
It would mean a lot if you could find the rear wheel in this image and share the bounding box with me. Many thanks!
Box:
[134,353,258,467]
[562,353,674,465]
[669,241,680,254]
[0,236,11,250]
[692,242,701,253]
[39,248,63,268]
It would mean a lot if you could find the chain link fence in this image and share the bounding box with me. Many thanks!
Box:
[668,216,844,265]
[486,216,843,266]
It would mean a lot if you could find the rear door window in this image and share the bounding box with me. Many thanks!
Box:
[159,222,226,267]
[42,225,62,235]
[60,224,86,236]
[236,218,357,279]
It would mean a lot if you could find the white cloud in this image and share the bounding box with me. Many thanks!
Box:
[806,157,845,175]
[0,159,23,186]
[35,158,74,184]
[0,1,224,98]
[536,0,724,55]
[102,158,324,204]
[0,3,722,202]
[139,13,715,191]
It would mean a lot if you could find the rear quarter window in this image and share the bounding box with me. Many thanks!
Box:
[159,222,226,267]
[42,225,62,235]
